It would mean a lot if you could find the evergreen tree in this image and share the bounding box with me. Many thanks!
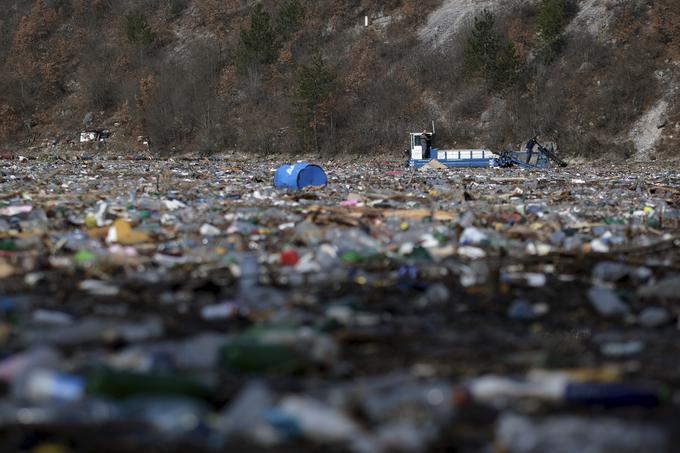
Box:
[238,4,279,68]
[491,41,521,91]
[464,10,500,77]
[293,54,335,152]
[537,0,579,62]
[463,9,521,92]
[276,0,305,41]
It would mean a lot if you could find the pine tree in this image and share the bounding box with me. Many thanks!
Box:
[463,9,521,92]
[490,41,521,91]
[464,10,500,77]
[293,54,335,153]
[276,0,305,41]
[536,0,579,62]
[239,4,279,68]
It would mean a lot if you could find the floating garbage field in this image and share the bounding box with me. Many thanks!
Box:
[0,156,679,452]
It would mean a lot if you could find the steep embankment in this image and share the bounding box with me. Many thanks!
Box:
[0,0,678,159]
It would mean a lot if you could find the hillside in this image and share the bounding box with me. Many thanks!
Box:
[0,0,678,159]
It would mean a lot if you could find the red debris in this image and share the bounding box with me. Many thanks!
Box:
[280,250,300,266]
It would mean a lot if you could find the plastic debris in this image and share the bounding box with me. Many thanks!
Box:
[495,413,666,453]
[587,287,630,317]
[0,157,678,451]
[638,307,670,327]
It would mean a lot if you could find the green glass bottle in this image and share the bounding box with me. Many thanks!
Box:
[85,368,211,400]
[219,326,312,373]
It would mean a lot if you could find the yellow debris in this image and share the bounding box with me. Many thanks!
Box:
[106,219,151,245]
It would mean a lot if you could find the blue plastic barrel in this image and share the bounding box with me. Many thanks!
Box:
[273,162,327,190]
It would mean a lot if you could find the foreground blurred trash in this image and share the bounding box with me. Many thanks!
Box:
[495,413,666,453]
[17,367,212,403]
[0,157,678,451]
[219,326,338,373]
[463,371,662,408]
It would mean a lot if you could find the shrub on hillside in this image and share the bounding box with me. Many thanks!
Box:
[83,64,120,110]
[0,103,19,140]
[125,13,156,46]
[343,71,424,153]
[197,125,236,156]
